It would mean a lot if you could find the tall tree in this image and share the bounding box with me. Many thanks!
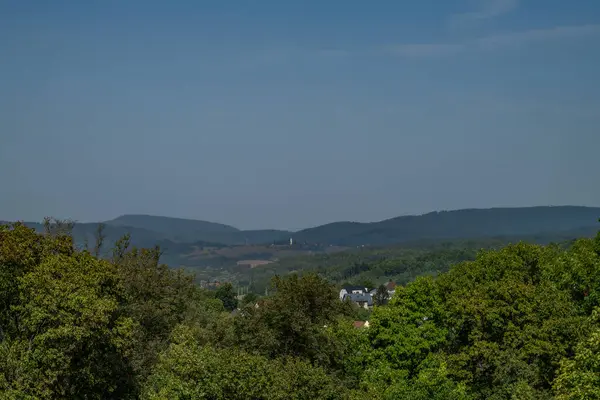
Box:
[112,243,206,383]
[93,222,106,257]
[0,250,137,399]
[215,282,238,312]
[233,273,354,368]
[374,284,390,306]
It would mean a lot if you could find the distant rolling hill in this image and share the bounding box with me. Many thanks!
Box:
[3,217,290,250]
[291,206,600,246]
[3,206,599,267]
[106,214,239,239]
[104,214,291,245]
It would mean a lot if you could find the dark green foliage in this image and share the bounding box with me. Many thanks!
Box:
[0,222,219,398]
[0,222,136,399]
[553,307,600,399]
[2,219,600,399]
[112,241,214,386]
[373,284,390,306]
[142,325,344,400]
[350,235,600,399]
[252,242,484,293]
[240,291,260,306]
[214,282,238,311]
[232,274,355,368]
[435,243,584,398]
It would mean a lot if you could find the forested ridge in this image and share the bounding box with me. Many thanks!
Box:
[1,219,600,399]
[6,206,599,250]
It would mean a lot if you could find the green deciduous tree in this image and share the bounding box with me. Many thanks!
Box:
[3,219,600,399]
[233,273,354,369]
[374,284,390,306]
[112,240,220,386]
[553,307,600,399]
[355,355,471,400]
[367,276,448,374]
[438,243,583,399]
[142,324,344,400]
[214,282,238,311]
[0,250,137,399]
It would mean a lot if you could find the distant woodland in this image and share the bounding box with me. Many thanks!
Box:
[5,207,600,288]
[1,215,600,398]
[6,206,599,249]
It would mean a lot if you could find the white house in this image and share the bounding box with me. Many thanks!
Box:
[339,285,368,301]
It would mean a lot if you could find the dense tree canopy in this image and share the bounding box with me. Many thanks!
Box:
[1,220,599,399]
[214,282,238,312]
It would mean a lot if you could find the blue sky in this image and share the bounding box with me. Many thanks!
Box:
[1,0,599,230]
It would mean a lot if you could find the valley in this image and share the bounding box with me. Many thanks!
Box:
[5,206,599,291]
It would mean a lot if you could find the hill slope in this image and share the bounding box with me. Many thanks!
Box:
[104,214,291,245]
[291,206,600,245]
[105,214,240,242]
[4,206,599,259]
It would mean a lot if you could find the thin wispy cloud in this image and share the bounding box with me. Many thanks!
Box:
[449,0,519,27]
[474,24,600,48]
[246,24,600,65]
[384,24,600,58]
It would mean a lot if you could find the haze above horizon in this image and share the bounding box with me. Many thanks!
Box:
[2,0,599,230]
